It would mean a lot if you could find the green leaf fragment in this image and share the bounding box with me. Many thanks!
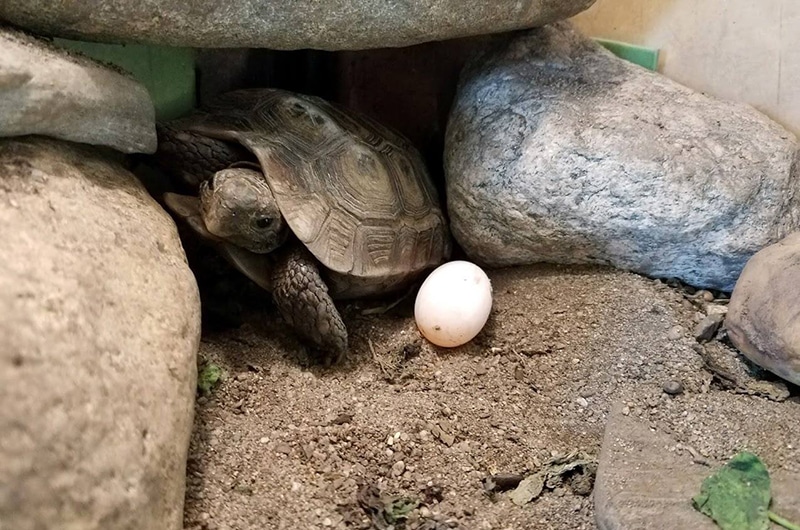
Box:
[197,363,224,395]
[692,451,771,530]
[385,497,418,523]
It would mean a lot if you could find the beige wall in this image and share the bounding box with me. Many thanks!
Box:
[572,0,800,135]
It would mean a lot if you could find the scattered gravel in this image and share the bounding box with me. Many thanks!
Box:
[184,264,798,529]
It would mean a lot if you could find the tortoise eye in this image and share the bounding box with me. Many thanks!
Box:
[254,217,272,229]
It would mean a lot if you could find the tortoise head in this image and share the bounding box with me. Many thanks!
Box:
[199,167,288,254]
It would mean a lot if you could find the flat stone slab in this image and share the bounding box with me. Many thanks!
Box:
[595,404,800,530]
[0,0,596,50]
[0,27,156,153]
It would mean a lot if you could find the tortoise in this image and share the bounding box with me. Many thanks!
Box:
[155,88,450,363]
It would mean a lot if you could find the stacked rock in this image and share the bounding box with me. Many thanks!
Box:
[0,2,599,529]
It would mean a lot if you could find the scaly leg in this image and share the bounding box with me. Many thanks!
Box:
[271,245,348,364]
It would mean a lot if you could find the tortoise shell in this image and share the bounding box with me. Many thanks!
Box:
[169,89,450,288]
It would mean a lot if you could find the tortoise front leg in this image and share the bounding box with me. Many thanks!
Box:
[156,125,254,189]
[271,245,348,364]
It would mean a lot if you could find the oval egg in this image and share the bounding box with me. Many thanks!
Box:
[414,261,493,347]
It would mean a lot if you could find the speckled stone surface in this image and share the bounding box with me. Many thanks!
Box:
[0,0,595,49]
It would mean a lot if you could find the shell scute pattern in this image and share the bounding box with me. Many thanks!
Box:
[185,89,449,279]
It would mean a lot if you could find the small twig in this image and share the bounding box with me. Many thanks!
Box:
[676,443,711,467]
[696,347,741,389]
[482,473,524,493]
[360,286,416,315]
[368,338,391,378]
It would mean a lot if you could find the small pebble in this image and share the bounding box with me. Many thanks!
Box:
[696,290,715,302]
[667,326,684,341]
[704,304,728,316]
[576,397,589,408]
[391,460,406,476]
[663,380,685,395]
[694,313,725,342]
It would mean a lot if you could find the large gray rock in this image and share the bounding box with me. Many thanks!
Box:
[0,138,200,530]
[0,0,595,50]
[445,23,800,291]
[0,27,156,154]
[726,232,800,386]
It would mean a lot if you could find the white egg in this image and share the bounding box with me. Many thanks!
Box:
[414,261,493,347]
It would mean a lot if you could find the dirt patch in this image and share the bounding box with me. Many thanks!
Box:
[183,264,798,530]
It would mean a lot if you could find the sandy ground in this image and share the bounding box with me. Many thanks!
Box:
[182,264,799,530]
